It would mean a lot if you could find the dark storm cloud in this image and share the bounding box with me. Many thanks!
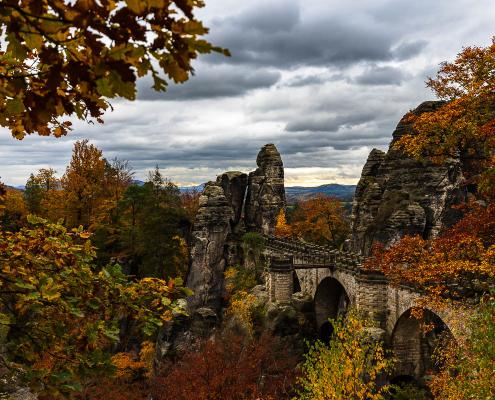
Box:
[354,65,409,86]
[203,1,426,69]
[137,65,280,101]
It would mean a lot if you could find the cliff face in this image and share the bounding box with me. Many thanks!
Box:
[186,144,285,313]
[187,183,234,311]
[245,144,286,235]
[351,101,468,256]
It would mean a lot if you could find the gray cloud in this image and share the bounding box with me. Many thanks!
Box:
[1,0,494,187]
[206,14,395,68]
[138,64,281,101]
[392,40,428,60]
[354,65,409,86]
[203,1,433,69]
[285,112,379,132]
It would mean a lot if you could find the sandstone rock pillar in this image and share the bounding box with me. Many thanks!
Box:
[245,144,286,235]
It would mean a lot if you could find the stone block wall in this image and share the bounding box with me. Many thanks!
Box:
[267,270,294,303]
[356,275,389,329]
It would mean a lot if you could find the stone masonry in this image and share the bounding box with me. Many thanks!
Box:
[264,235,464,380]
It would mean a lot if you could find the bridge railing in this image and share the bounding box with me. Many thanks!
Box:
[264,235,364,272]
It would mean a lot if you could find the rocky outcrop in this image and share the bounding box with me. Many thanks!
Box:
[351,101,468,256]
[186,183,234,311]
[186,144,286,313]
[245,144,286,234]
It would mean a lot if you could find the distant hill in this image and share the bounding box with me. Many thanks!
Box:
[179,184,205,193]
[5,180,355,204]
[131,180,205,193]
[285,184,356,204]
[5,185,24,191]
[174,182,356,203]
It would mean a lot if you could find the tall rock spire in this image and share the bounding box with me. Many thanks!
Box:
[245,143,286,235]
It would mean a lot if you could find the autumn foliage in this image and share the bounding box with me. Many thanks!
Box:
[395,39,495,199]
[0,0,228,138]
[151,332,298,400]
[429,294,495,400]
[365,201,495,302]
[296,309,394,400]
[278,195,350,249]
[0,216,189,397]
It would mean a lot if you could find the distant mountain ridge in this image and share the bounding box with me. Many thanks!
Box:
[174,182,356,203]
[285,184,356,203]
[4,181,355,203]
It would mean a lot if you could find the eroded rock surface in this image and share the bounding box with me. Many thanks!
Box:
[187,182,233,311]
[187,145,286,312]
[351,101,468,256]
[245,144,286,235]
[216,171,248,227]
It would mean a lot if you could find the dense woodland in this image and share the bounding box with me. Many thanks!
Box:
[0,1,494,399]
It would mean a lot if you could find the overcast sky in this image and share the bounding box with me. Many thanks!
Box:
[1,0,494,187]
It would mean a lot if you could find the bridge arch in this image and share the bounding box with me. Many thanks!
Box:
[314,277,351,342]
[391,307,453,380]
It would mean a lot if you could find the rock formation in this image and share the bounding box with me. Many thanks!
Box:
[351,101,468,256]
[186,144,285,314]
[245,144,286,234]
[216,171,248,228]
[186,182,234,311]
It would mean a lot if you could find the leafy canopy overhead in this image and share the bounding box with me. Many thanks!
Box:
[0,0,229,139]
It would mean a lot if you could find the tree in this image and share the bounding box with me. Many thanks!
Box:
[137,170,189,278]
[106,158,134,209]
[180,188,201,227]
[0,0,229,139]
[365,201,495,302]
[151,332,298,400]
[395,39,495,199]
[0,181,6,215]
[62,139,107,228]
[24,168,59,214]
[429,293,495,400]
[0,215,190,397]
[275,208,292,238]
[116,169,190,278]
[291,195,350,249]
[296,309,394,400]
[0,186,28,231]
[89,158,134,261]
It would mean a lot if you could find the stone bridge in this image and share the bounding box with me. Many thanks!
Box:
[263,235,460,382]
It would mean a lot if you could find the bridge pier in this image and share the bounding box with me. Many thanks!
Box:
[267,257,294,303]
[356,272,389,331]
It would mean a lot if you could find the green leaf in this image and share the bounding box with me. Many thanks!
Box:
[103,326,120,342]
[95,77,114,98]
[6,33,28,60]
[22,32,43,51]
[87,298,100,310]
[69,307,85,318]
[152,74,167,91]
[5,98,25,115]
[0,312,11,325]
[14,280,36,290]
